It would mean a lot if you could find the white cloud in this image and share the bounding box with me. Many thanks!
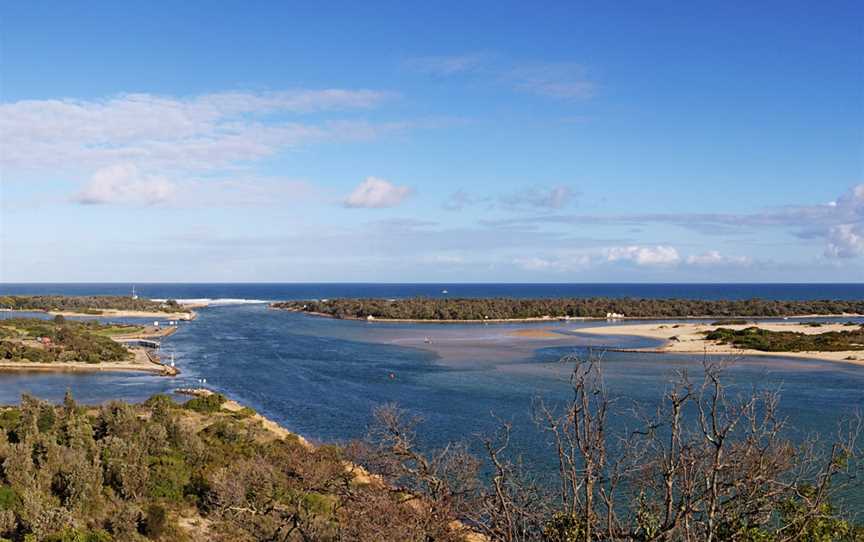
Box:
[71,164,322,208]
[511,251,593,273]
[405,53,487,75]
[500,185,575,210]
[447,185,575,212]
[535,185,573,209]
[507,63,594,99]
[831,184,864,216]
[406,53,594,100]
[74,164,177,205]
[483,183,864,261]
[420,253,465,264]
[0,90,396,174]
[513,257,555,271]
[607,245,680,266]
[442,190,478,211]
[686,250,752,266]
[343,177,413,209]
[514,247,754,273]
[825,224,864,258]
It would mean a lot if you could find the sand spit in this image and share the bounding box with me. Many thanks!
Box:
[575,321,864,366]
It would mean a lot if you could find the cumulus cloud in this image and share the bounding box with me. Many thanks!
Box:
[343,177,413,209]
[831,184,864,216]
[606,245,680,266]
[825,224,864,258]
[74,164,177,205]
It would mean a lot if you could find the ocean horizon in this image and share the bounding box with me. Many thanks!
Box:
[2,282,864,302]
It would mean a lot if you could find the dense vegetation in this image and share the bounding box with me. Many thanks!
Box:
[273,297,864,321]
[0,360,861,541]
[706,325,864,352]
[0,296,183,315]
[0,317,133,364]
[0,392,478,542]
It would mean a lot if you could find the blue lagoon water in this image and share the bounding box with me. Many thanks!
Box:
[1,283,863,504]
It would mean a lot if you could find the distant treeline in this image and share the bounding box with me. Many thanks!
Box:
[272,297,864,320]
[0,295,181,314]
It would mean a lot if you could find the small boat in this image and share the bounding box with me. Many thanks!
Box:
[441,289,448,294]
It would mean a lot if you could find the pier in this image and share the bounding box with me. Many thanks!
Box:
[116,338,161,349]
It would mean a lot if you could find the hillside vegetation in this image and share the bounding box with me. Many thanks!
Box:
[0,392,477,542]
[0,361,861,541]
[0,296,183,315]
[273,297,864,321]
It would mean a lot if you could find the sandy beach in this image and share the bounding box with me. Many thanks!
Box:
[50,308,195,320]
[575,321,864,365]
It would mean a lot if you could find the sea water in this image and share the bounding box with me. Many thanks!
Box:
[1,283,863,507]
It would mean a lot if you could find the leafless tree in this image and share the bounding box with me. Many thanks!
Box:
[354,353,862,541]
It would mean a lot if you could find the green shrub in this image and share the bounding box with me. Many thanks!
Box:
[711,319,749,325]
[43,528,112,542]
[183,393,226,414]
[0,486,18,511]
[147,453,191,502]
[142,503,167,538]
[706,326,864,352]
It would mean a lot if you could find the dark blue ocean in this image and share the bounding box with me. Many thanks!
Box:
[1,283,863,506]
[2,282,864,301]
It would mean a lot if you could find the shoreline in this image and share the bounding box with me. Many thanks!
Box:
[175,388,314,448]
[0,353,178,376]
[170,387,482,540]
[271,306,863,324]
[574,321,864,366]
[173,389,388,488]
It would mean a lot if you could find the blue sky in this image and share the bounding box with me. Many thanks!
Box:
[1,1,862,282]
